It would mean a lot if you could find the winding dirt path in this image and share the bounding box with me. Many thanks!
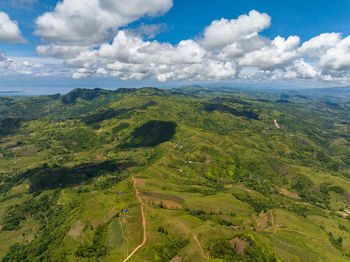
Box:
[119,216,129,256]
[274,119,280,129]
[122,176,147,262]
[193,234,209,259]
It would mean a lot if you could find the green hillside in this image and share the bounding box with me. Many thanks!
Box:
[0,87,350,261]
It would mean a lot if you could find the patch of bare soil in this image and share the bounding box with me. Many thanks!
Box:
[311,187,321,193]
[144,198,182,210]
[339,209,350,217]
[338,211,348,218]
[95,154,105,161]
[170,256,182,262]
[193,234,208,259]
[274,120,280,129]
[258,212,268,229]
[239,184,253,193]
[68,220,85,238]
[279,188,300,199]
[267,210,274,226]
[134,178,146,186]
[204,153,212,163]
[230,237,250,255]
[279,164,291,174]
[256,210,274,229]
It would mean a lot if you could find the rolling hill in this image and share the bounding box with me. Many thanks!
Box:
[0,86,350,261]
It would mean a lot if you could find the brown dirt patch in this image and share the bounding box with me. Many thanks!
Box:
[274,120,280,129]
[256,210,274,229]
[145,198,182,210]
[239,185,253,193]
[279,164,290,174]
[193,234,208,259]
[338,209,350,218]
[257,212,268,229]
[230,237,250,255]
[204,153,212,163]
[134,178,146,187]
[170,256,182,262]
[267,210,274,226]
[279,188,300,199]
[311,187,320,193]
[95,154,105,161]
[26,232,35,243]
[68,220,85,238]
[338,211,348,218]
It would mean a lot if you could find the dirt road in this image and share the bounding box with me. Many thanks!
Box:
[193,234,209,259]
[122,176,147,262]
[274,120,280,129]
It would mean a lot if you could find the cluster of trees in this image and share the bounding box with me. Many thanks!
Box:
[81,100,157,126]
[82,108,131,125]
[2,198,78,262]
[202,102,259,120]
[61,88,111,104]
[232,191,277,214]
[188,209,210,221]
[212,97,251,106]
[328,232,343,250]
[152,228,189,262]
[124,120,177,148]
[75,224,108,258]
[112,122,130,135]
[61,127,99,151]
[24,161,123,192]
[2,191,59,231]
[209,233,279,262]
[291,176,333,208]
[0,118,22,136]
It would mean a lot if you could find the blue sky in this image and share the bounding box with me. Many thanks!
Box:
[1,0,350,93]
[3,0,350,56]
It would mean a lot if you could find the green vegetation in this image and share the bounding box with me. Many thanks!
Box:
[125,120,177,148]
[1,86,350,261]
[0,118,22,136]
[75,224,108,258]
[209,233,279,261]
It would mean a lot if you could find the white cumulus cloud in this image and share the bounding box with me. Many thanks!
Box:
[201,10,271,50]
[34,0,172,45]
[36,44,91,59]
[28,7,350,84]
[239,36,300,70]
[0,12,26,43]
